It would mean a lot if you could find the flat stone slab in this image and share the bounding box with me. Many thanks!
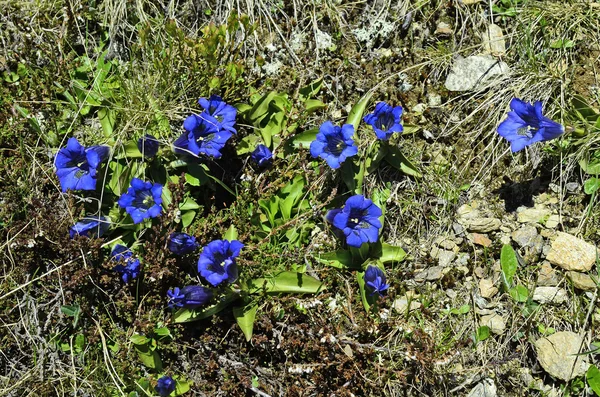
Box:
[534,331,589,381]
[546,232,597,272]
[445,55,509,91]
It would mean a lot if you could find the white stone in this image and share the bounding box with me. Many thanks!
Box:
[546,232,598,272]
[535,332,589,381]
[445,55,509,91]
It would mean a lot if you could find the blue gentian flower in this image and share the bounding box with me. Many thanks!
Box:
[197,239,244,287]
[198,95,237,134]
[364,265,389,296]
[364,102,404,140]
[69,216,110,239]
[167,286,213,309]
[155,375,176,397]
[174,113,232,159]
[137,134,159,158]
[55,137,109,192]
[168,232,199,255]
[497,98,565,152]
[111,244,140,283]
[310,121,358,169]
[326,195,383,248]
[251,144,273,167]
[117,178,163,224]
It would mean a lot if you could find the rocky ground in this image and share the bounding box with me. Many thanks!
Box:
[2,0,600,396]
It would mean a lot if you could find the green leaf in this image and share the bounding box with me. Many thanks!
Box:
[98,108,116,138]
[130,334,150,345]
[584,178,600,195]
[233,304,258,342]
[179,196,200,210]
[587,365,600,396]
[299,78,323,102]
[236,134,261,155]
[346,91,374,131]
[384,145,421,177]
[154,328,171,340]
[476,326,490,341]
[173,291,239,323]
[378,243,407,264]
[457,304,470,314]
[248,271,324,295]
[500,244,518,289]
[133,343,162,371]
[224,225,238,241]
[290,129,318,149]
[280,175,305,220]
[549,39,575,49]
[175,379,192,396]
[572,95,600,121]
[247,91,277,123]
[314,249,354,269]
[75,334,85,353]
[186,163,210,186]
[366,142,388,175]
[181,210,196,228]
[356,270,375,312]
[371,185,389,228]
[341,159,363,194]
[115,141,142,159]
[509,285,529,302]
[305,99,327,113]
[60,304,81,328]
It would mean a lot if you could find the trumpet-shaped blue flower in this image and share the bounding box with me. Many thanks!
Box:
[364,265,389,296]
[363,102,404,140]
[55,137,109,192]
[197,239,244,287]
[174,113,232,159]
[251,144,273,167]
[167,286,213,309]
[155,375,176,397]
[111,244,140,283]
[137,134,159,158]
[310,121,358,169]
[117,178,163,224]
[69,216,110,239]
[198,95,237,134]
[326,195,382,248]
[497,98,565,152]
[167,233,199,255]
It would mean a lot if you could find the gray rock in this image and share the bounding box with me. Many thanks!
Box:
[480,313,506,334]
[511,225,539,248]
[565,182,580,193]
[467,378,497,397]
[534,332,589,381]
[453,222,465,235]
[566,271,597,291]
[438,249,456,267]
[415,266,444,281]
[532,287,568,304]
[435,22,452,36]
[517,207,551,224]
[427,93,442,107]
[479,278,498,299]
[445,55,509,91]
[537,262,560,287]
[482,24,506,55]
[546,232,598,272]
[545,214,560,229]
[467,218,501,233]
[393,298,422,313]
